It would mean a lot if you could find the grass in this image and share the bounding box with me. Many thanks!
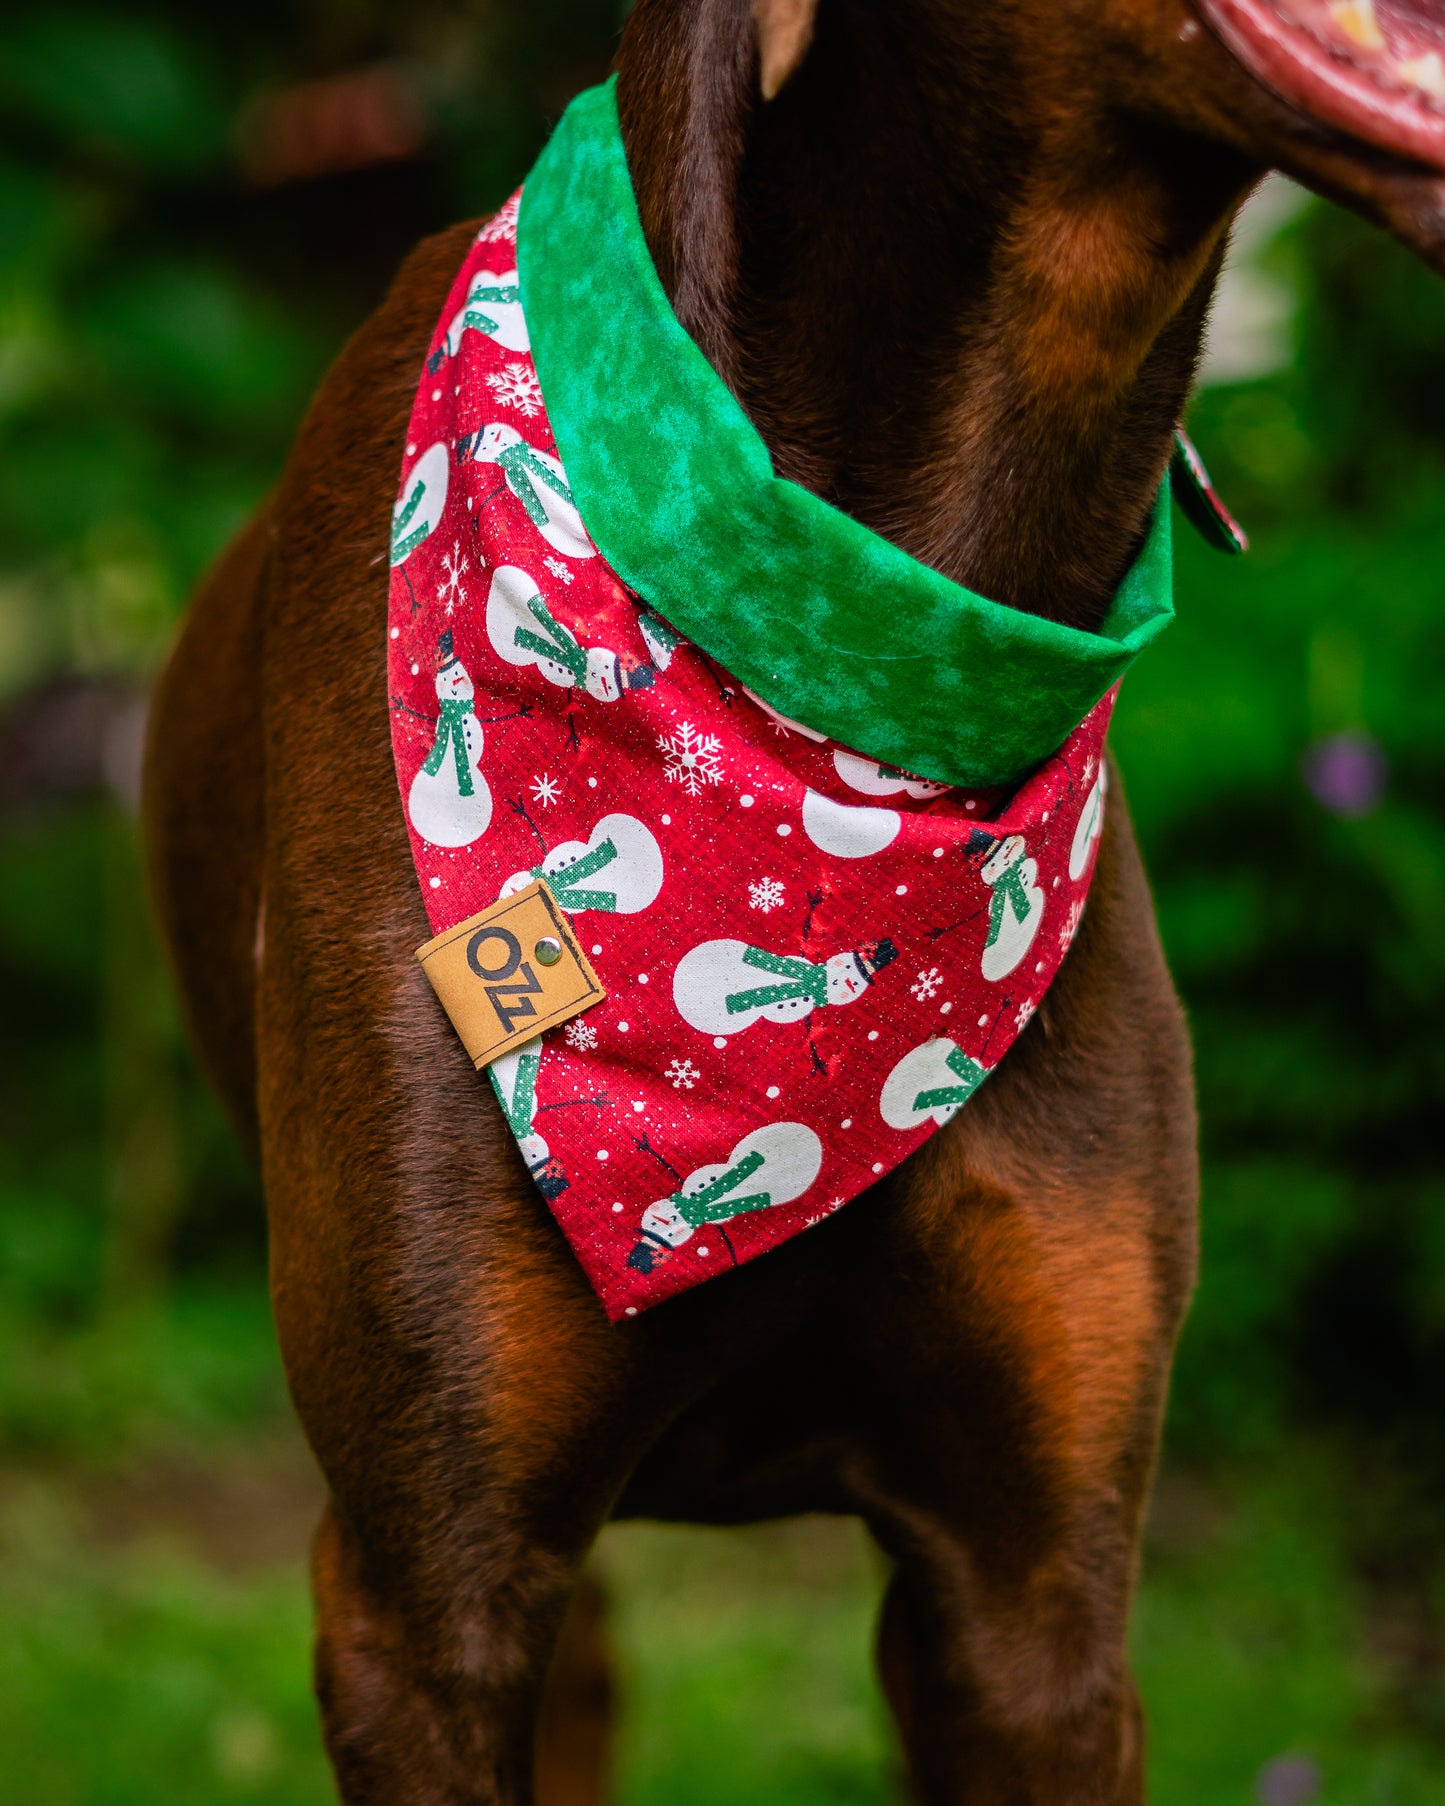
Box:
[3,1405,1443,1806]
[605,1517,895,1806]
[1137,1468,1445,1806]
[1,1473,331,1805]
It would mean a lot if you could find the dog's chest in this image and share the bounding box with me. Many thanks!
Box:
[384,192,1113,1320]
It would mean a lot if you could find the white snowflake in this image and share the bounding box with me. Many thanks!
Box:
[437,539,469,614]
[565,1018,597,1053]
[657,720,725,797]
[531,772,561,808]
[476,193,521,243]
[1015,998,1037,1033]
[543,555,575,586]
[485,360,543,417]
[749,876,785,913]
[1059,898,1085,953]
[911,966,943,1001]
[666,1058,700,1090]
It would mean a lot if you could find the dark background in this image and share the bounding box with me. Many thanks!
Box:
[2,3,1443,1801]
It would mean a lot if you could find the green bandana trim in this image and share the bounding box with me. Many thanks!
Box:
[516,78,1175,789]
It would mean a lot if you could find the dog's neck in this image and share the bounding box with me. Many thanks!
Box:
[616,0,1259,631]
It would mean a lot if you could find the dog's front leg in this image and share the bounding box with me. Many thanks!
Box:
[857,1178,1176,1806]
[870,1458,1150,1806]
[310,1491,607,1806]
[848,815,1197,1805]
[291,1239,635,1806]
[259,974,657,1805]
[311,1494,563,1805]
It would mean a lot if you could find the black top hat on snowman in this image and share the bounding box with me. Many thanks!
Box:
[854,938,898,981]
[437,629,459,671]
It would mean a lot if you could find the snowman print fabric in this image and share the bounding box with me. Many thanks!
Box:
[388,192,1115,1320]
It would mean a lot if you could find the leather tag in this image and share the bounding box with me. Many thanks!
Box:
[416,879,604,1069]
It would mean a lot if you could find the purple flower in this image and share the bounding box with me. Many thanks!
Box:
[1302,731,1387,819]
[1254,1753,1321,1806]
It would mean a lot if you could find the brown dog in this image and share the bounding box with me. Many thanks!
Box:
[142,0,1445,1800]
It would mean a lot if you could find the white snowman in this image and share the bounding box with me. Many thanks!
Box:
[431,269,529,367]
[408,631,492,848]
[579,646,655,703]
[800,788,902,858]
[627,1121,824,1272]
[462,423,596,561]
[1069,760,1108,881]
[638,609,682,671]
[489,1038,569,1201]
[501,813,664,915]
[979,834,1045,981]
[880,1037,989,1130]
[486,566,653,702]
[672,937,897,1037]
[832,749,950,800]
[391,441,449,567]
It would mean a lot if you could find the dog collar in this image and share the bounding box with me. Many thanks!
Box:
[386,82,1173,1319]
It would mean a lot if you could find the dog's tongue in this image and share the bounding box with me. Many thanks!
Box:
[1294,0,1445,98]
[1202,0,1445,170]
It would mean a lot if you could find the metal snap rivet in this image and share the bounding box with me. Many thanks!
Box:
[534,936,563,966]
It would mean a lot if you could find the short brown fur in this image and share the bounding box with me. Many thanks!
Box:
[143,0,1445,1799]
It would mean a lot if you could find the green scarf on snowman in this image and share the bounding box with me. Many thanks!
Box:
[671,1149,770,1227]
[421,694,478,796]
[985,857,1035,953]
[532,836,620,911]
[390,475,434,565]
[914,1045,988,1114]
[463,281,521,335]
[492,439,577,534]
[725,947,829,1015]
[511,594,588,685]
[494,1044,541,1139]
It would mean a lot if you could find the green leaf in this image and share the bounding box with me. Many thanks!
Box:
[0,14,226,172]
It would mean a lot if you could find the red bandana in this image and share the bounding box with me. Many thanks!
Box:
[388,193,1113,1319]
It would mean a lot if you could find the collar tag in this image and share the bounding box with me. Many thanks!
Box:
[1171,429,1249,555]
[416,879,604,1069]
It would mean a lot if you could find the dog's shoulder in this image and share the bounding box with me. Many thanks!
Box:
[282,219,482,479]
[367,219,490,374]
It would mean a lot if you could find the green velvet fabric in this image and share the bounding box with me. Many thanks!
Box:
[517,78,1175,789]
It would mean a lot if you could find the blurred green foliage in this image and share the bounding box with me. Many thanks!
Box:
[1,0,1444,1800]
[1115,205,1445,1463]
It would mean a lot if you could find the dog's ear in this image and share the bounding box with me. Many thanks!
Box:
[752,0,818,100]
